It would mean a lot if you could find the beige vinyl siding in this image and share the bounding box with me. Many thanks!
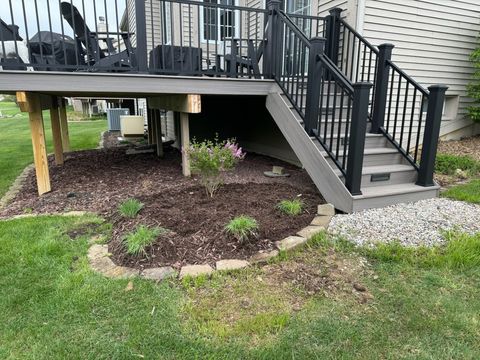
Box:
[362,0,480,134]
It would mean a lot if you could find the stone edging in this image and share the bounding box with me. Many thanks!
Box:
[0,164,35,211]
[87,203,335,282]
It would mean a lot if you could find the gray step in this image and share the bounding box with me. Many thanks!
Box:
[316,145,406,167]
[351,183,440,212]
[334,164,418,188]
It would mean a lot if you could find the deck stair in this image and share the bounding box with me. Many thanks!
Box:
[264,5,444,212]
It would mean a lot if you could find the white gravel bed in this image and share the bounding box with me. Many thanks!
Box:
[329,198,480,247]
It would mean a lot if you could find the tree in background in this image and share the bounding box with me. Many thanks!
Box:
[467,43,480,122]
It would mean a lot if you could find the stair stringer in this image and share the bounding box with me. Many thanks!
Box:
[266,91,354,213]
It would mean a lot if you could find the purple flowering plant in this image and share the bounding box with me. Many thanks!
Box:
[187,136,245,197]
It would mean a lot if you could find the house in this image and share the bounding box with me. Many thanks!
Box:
[0,0,474,212]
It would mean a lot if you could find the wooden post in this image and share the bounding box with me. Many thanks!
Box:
[154,109,164,157]
[17,92,51,195]
[50,97,64,165]
[58,98,71,152]
[147,108,153,144]
[180,112,191,176]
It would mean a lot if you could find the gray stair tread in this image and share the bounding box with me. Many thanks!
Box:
[316,145,399,157]
[356,183,440,199]
[333,164,415,177]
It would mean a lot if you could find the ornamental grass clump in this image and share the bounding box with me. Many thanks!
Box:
[277,199,304,216]
[123,225,165,256]
[225,215,259,242]
[188,137,245,197]
[118,198,144,218]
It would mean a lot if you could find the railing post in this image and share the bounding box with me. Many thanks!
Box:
[346,82,372,195]
[416,85,448,187]
[304,37,326,135]
[325,8,342,67]
[371,43,394,133]
[135,0,148,72]
[264,0,281,79]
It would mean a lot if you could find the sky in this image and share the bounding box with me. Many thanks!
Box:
[0,0,127,40]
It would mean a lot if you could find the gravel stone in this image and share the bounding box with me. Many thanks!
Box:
[329,198,480,247]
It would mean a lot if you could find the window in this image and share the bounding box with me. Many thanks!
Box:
[201,0,238,42]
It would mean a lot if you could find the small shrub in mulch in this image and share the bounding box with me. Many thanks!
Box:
[277,199,304,216]
[225,215,259,242]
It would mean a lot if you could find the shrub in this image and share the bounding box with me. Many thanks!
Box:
[119,198,144,218]
[435,154,480,176]
[225,215,259,242]
[277,199,303,216]
[187,137,245,197]
[467,41,480,122]
[123,225,164,256]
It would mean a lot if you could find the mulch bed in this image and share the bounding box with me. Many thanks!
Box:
[1,139,323,269]
[437,135,480,162]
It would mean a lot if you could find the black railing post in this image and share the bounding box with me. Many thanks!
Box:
[371,43,394,133]
[135,0,148,72]
[416,85,448,187]
[346,82,373,195]
[325,7,342,66]
[304,37,326,135]
[264,0,281,79]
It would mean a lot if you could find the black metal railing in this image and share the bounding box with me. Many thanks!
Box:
[274,9,372,195]
[0,0,136,72]
[146,0,268,77]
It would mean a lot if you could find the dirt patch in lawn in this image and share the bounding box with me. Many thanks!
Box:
[0,145,323,267]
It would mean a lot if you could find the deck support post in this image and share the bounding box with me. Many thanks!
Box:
[416,85,448,187]
[154,109,164,158]
[134,0,148,72]
[58,98,71,152]
[50,97,64,165]
[304,37,325,135]
[371,43,394,134]
[180,112,191,177]
[16,92,51,195]
[345,82,372,196]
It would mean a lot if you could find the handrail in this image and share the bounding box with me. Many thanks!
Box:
[277,11,311,44]
[320,54,354,94]
[339,19,379,56]
[386,60,429,97]
[155,0,268,13]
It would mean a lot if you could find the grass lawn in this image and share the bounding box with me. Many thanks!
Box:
[0,101,106,198]
[443,180,480,204]
[0,215,479,359]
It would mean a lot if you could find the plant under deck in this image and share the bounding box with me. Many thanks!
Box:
[0,102,106,198]
[1,215,479,359]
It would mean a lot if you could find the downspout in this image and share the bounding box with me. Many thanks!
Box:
[355,0,366,35]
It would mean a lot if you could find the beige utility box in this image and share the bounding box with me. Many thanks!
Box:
[120,115,144,137]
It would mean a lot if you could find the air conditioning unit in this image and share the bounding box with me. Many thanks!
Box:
[107,108,130,131]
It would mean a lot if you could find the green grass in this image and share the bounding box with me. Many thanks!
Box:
[276,199,304,216]
[225,215,259,242]
[118,198,144,218]
[123,225,164,256]
[0,102,106,198]
[443,179,480,204]
[1,216,480,358]
[435,153,480,176]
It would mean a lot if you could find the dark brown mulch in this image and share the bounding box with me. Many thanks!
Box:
[0,146,323,268]
[110,182,319,269]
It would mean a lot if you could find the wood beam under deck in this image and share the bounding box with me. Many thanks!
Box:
[58,98,71,152]
[49,97,64,166]
[16,92,51,196]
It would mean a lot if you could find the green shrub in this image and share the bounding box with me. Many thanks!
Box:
[119,198,144,218]
[435,154,480,176]
[123,225,164,256]
[187,137,245,197]
[277,199,303,216]
[225,215,259,242]
[467,42,480,122]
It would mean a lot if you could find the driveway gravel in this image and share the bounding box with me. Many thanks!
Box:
[329,198,480,247]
